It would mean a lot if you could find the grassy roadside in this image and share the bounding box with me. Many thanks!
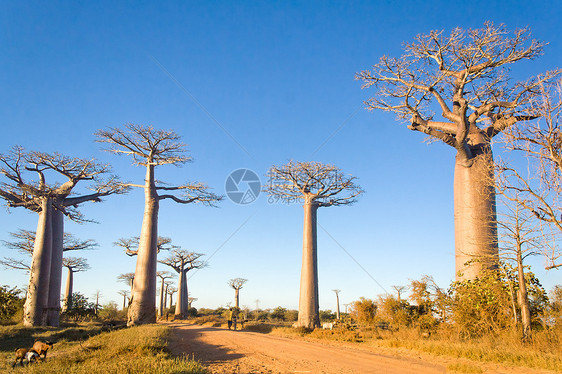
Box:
[269,326,562,373]
[0,323,208,373]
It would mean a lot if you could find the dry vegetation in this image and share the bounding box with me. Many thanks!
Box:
[0,323,207,373]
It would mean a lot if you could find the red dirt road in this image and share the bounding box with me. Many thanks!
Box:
[168,323,447,374]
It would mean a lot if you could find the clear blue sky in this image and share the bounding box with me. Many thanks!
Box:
[1,0,561,311]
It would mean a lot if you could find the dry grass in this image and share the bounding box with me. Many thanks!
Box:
[270,325,562,372]
[0,323,208,373]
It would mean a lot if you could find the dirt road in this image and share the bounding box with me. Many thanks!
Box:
[168,323,448,374]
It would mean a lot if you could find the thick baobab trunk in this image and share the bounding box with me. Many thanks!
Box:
[163,284,168,310]
[128,165,159,326]
[169,292,174,309]
[63,268,73,311]
[23,198,53,326]
[122,294,127,310]
[454,140,498,280]
[234,288,240,308]
[297,201,320,329]
[517,250,532,340]
[159,277,165,318]
[175,268,188,319]
[46,208,64,326]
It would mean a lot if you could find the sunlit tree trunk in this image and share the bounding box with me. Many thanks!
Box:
[335,292,341,320]
[158,277,166,318]
[517,249,532,340]
[454,138,498,280]
[175,267,188,318]
[23,198,53,326]
[46,208,64,326]
[128,165,159,326]
[62,267,73,311]
[297,201,320,328]
[163,284,168,310]
[234,288,240,308]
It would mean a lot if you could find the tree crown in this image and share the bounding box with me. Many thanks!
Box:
[265,160,363,206]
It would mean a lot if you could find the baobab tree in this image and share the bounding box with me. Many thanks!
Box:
[61,257,90,312]
[188,297,197,309]
[228,278,247,309]
[1,229,97,273]
[96,124,222,326]
[159,249,205,319]
[167,286,177,309]
[0,147,126,326]
[117,272,135,306]
[156,271,174,318]
[265,161,363,329]
[118,290,130,310]
[332,289,341,320]
[114,236,175,256]
[356,23,560,280]
[391,285,408,301]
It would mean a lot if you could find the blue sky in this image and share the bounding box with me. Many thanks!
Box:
[1,0,561,311]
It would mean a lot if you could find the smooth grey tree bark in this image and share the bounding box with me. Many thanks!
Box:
[61,257,89,312]
[333,289,341,320]
[23,198,53,326]
[46,208,64,326]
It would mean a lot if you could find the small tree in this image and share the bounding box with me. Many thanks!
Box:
[156,271,174,318]
[61,257,90,312]
[117,290,129,310]
[265,161,363,328]
[0,286,22,321]
[117,273,135,305]
[228,278,248,309]
[357,23,560,280]
[159,249,205,319]
[96,124,222,326]
[350,297,377,325]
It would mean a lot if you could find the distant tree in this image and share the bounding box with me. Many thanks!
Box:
[350,297,377,325]
[159,249,205,319]
[228,278,248,309]
[265,161,363,328]
[167,286,177,309]
[61,257,90,312]
[357,23,560,280]
[114,236,175,256]
[0,285,22,321]
[270,306,287,321]
[117,272,135,305]
[0,147,126,326]
[156,271,174,318]
[188,297,198,309]
[96,124,222,326]
[391,285,408,301]
[117,290,130,310]
[61,292,96,321]
[332,289,341,319]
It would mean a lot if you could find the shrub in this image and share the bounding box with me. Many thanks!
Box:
[0,286,23,322]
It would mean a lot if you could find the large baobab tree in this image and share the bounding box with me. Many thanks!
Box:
[61,257,90,312]
[228,278,248,308]
[265,161,363,329]
[0,147,124,326]
[96,124,222,326]
[500,84,562,270]
[156,271,174,318]
[159,249,205,319]
[332,289,341,320]
[188,297,197,309]
[356,23,560,280]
